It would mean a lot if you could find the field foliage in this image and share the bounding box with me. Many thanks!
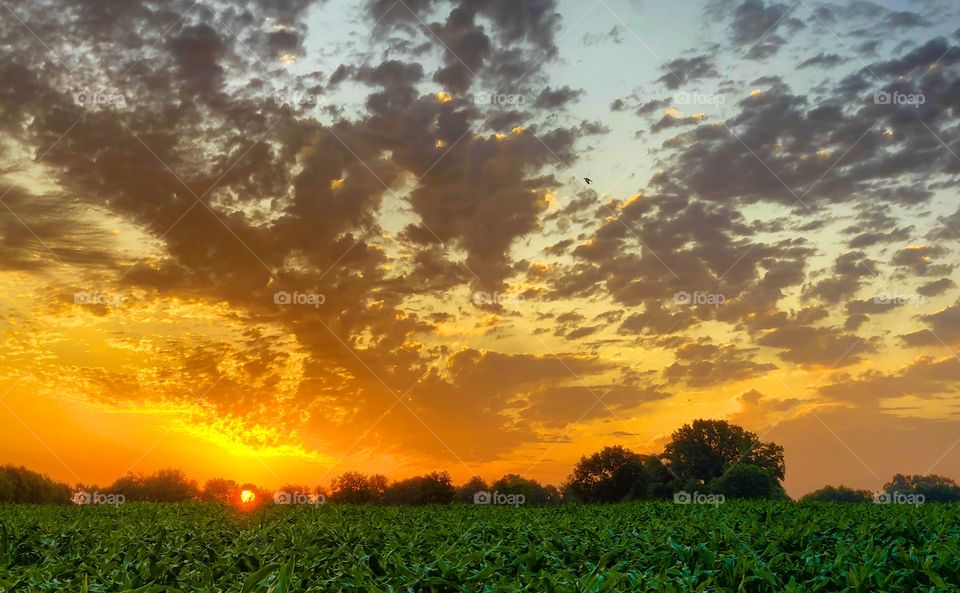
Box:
[0,502,957,592]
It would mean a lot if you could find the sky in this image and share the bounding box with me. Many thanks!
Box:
[1,0,959,498]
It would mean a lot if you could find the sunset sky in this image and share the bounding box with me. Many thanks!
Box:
[1,0,960,498]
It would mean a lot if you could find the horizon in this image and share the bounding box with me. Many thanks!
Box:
[2,0,960,503]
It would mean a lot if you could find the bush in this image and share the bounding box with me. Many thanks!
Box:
[800,485,872,503]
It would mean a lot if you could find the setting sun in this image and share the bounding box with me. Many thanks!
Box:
[240,490,256,504]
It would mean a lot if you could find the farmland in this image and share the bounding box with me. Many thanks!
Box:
[1,502,957,592]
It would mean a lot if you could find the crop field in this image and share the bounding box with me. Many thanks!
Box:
[0,502,958,592]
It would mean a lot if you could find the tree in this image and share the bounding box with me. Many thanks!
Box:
[491,474,557,505]
[800,485,872,502]
[456,476,489,503]
[882,474,960,502]
[201,478,241,504]
[330,472,387,504]
[663,419,785,484]
[367,474,388,503]
[106,469,199,502]
[143,468,199,502]
[566,446,657,502]
[384,472,456,505]
[709,464,787,499]
[0,465,71,504]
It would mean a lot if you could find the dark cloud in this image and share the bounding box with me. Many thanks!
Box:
[917,277,956,297]
[723,0,805,59]
[819,356,960,405]
[522,383,670,429]
[901,301,960,346]
[891,245,952,278]
[797,53,849,69]
[805,251,878,305]
[844,297,902,331]
[535,85,584,109]
[664,339,777,387]
[657,55,721,89]
[756,325,876,367]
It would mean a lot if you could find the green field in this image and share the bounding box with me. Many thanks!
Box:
[0,502,957,592]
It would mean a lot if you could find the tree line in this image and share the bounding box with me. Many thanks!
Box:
[2,419,958,504]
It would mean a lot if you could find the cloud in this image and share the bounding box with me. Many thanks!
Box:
[657,55,721,89]
[901,301,960,346]
[664,340,777,387]
[522,383,671,429]
[535,86,584,109]
[723,0,805,59]
[805,252,878,305]
[797,53,849,69]
[756,325,877,368]
[818,356,960,405]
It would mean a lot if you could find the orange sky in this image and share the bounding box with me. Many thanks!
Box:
[1,0,960,499]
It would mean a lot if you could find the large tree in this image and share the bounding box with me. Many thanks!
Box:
[566,446,665,502]
[663,419,785,484]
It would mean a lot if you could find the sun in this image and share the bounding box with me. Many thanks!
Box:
[240,489,256,504]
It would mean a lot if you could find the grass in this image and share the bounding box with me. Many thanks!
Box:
[0,501,957,592]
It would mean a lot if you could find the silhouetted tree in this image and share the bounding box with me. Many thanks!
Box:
[883,474,960,502]
[384,472,456,505]
[566,446,654,502]
[709,464,787,499]
[201,478,241,504]
[106,468,199,502]
[491,474,557,505]
[456,476,489,503]
[663,419,785,484]
[330,472,388,504]
[0,465,70,504]
[801,485,872,502]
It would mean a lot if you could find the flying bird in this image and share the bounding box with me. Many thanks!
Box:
[584,177,593,185]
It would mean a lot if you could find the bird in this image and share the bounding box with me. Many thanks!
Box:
[584,177,593,185]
